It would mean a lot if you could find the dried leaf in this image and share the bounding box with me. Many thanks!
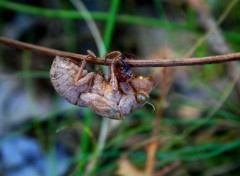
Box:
[116,157,144,176]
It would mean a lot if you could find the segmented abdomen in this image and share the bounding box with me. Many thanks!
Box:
[50,56,81,105]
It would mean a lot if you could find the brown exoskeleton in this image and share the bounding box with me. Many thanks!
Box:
[50,51,154,120]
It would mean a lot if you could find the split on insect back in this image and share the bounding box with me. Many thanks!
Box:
[50,50,154,120]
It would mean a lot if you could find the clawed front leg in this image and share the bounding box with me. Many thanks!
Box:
[110,58,119,92]
[104,51,122,63]
[74,50,98,85]
[104,51,123,92]
[86,50,102,73]
[75,58,87,85]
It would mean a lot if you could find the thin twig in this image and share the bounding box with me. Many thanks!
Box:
[0,36,240,67]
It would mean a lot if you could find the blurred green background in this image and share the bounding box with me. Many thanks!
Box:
[0,0,240,176]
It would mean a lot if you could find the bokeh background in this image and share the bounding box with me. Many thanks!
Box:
[0,0,240,176]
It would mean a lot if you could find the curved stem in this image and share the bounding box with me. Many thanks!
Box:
[0,36,240,67]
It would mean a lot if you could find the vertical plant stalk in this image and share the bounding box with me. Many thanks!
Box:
[103,0,121,51]
[145,49,174,175]
[70,0,106,56]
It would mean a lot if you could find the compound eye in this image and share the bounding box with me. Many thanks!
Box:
[136,92,149,103]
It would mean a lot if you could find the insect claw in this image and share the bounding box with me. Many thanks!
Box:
[86,50,102,73]
[87,50,97,59]
[104,51,122,64]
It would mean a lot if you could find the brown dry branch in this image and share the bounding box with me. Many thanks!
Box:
[0,36,240,67]
[145,47,175,175]
[145,141,159,175]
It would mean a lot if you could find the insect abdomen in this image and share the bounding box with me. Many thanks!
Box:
[50,56,80,105]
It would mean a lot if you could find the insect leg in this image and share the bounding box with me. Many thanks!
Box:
[104,51,122,63]
[110,58,119,92]
[87,50,96,58]
[87,50,102,73]
[75,50,98,84]
[75,56,88,84]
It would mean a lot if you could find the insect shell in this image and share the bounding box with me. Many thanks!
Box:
[50,52,154,120]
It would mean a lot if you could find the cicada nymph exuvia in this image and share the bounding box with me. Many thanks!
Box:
[50,51,154,120]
